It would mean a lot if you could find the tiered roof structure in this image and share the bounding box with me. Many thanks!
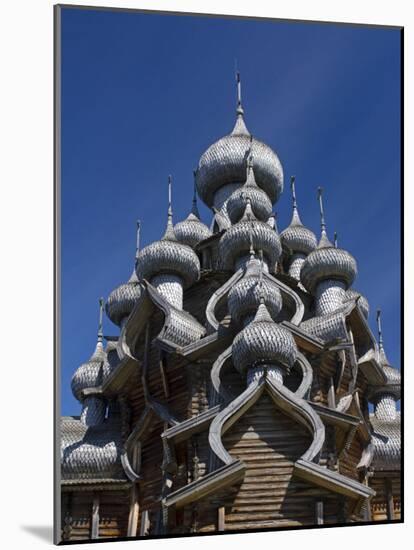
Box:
[60,74,401,542]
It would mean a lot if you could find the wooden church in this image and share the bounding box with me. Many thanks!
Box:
[60,74,401,542]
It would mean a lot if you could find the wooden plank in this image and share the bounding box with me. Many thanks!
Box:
[386,479,395,520]
[139,510,150,536]
[127,485,140,537]
[315,500,324,525]
[217,506,225,532]
[91,493,100,540]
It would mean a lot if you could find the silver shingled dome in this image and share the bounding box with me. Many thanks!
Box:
[226,154,273,223]
[300,237,357,294]
[106,222,143,327]
[137,218,200,288]
[280,177,317,255]
[105,271,142,327]
[174,187,212,248]
[232,302,297,375]
[71,341,107,402]
[228,257,282,324]
[219,201,282,271]
[196,105,283,208]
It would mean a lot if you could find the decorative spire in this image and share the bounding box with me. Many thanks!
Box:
[317,187,333,248]
[135,220,141,261]
[376,309,384,352]
[97,297,104,344]
[291,176,298,210]
[236,70,244,115]
[191,171,200,218]
[334,231,338,248]
[162,175,177,241]
[231,69,250,136]
[290,176,302,226]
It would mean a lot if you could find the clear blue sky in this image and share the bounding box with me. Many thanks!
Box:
[60,7,401,416]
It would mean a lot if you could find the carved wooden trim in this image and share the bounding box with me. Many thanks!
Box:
[266,377,325,462]
[264,271,304,325]
[209,378,265,465]
[210,345,236,405]
[162,405,220,445]
[163,461,245,509]
[295,352,313,399]
[206,268,244,331]
[294,458,375,500]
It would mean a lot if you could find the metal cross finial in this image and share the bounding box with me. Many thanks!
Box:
[334,231,338,248]
[135,220,141,259]
[317,187,327,236]
[168,175,173,219]
[191,170,200,218]
[235,68,244,115]
[291,176,298,210]
[98,297,104,342]
[376,309,384,350]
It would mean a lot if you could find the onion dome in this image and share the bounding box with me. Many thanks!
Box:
[232,299,297,376]
[368,362,401,404]
[195,72,283,208]
[344,288,369,319]
[226,152,273,223]
[71,299,107,401]
[219,200,282,271]
[228,249,282,324]
[280,176,317,254]
[174,176,212,248]
[368,310,401,402]
[105,221,142,327]
[137,176,200,287]
[301,188,357,294]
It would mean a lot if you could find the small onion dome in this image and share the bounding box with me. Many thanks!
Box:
[71,340,107,402]
[226,154,273,223]
[301,245,357,294]
[280,177,317,254]
[174,182,211,248]
[228,256,282,324]
[369,365,401,402]
[137,180,200,287]
[232,302,297,375]
[137,227,200,288]
[300,188,357,294]
[344,288,369,319]
[105,221,143,327]
[219,201,282,271]
[281,222,317,255]
[195,73,283,207]
[174,212,212,248]
[105,272,142,327]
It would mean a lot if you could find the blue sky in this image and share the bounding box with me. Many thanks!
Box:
[60,7,401,416]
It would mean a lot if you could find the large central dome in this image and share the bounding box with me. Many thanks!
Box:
[195,77,283,209]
